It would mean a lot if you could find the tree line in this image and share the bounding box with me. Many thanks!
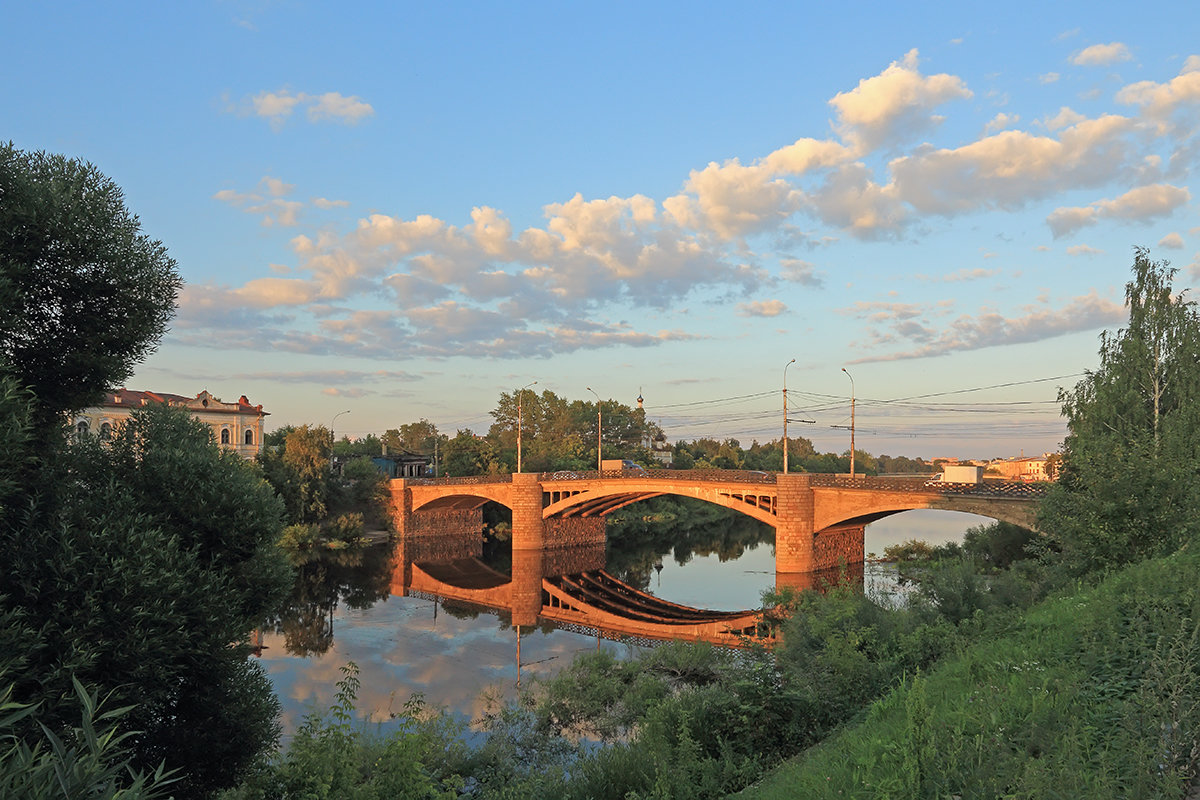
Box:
[296,400,939,478]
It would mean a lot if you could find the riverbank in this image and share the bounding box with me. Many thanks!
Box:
[738,545,1200,798]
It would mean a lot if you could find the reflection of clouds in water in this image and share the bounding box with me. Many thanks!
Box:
[262,518,989,738]
[263,594,631,736]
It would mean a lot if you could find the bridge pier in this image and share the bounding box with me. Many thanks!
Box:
[511,472,545,551]
[775,473,815,573]
[510,548,544,627]
[388,479,413,537]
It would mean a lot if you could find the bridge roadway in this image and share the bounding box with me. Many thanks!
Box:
[388,470,1045,575]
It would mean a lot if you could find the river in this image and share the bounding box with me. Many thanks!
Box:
[258,506,988,736]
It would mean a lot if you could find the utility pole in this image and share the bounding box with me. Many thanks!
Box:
[783,358,795,474]
[842,368,855,478]
[517,380,536,473]
[586,387,602,472]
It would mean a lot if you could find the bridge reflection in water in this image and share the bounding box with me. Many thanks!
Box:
[390,524,791,650]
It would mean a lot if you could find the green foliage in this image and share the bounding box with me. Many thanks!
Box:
[0,677,178,799]
[0,143,182,428]
[1,403,289,798]
[383,419,444,459]
[740,548,1200,799]
[221,659,592,799]
[325,512,365,544]
[338,456,390,530]
[0,373,34,516]
[283,424,334,523]
[1042,247,1200,572]
[279,523,322,551]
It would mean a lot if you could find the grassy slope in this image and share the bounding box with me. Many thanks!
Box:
[738,546,1200,799]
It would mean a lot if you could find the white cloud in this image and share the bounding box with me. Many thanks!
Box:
[1070,42,1133,66]
[1116,57,1200,120]
[828,49,972,154]
[1067,244,1104,256]
[809,163,907,238]
[307,92,374,124]
[737,300,787,317]
[312,197,350,209]
[849,291,1125,362]
[913,267,1001,283]
[779,258,823,286]
[1039,72,1061,84]
[213,176,308,227]
[234,89,375,129]
[665,160,797,239]
[890,113,1137,215]
[1046,183,1190,238]
[322,387,371,398]
[1159,232,1185,249]
[985,113,1020,134]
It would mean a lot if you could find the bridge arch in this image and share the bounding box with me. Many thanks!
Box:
[812,494,1039,534]
[542,480,779,529]
[411,486,514,513]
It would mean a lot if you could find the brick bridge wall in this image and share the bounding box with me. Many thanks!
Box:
[392,473,1041,579]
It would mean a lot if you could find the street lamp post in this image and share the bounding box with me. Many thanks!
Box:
[516,380,537,473]
[841,368,855,478]
[586,387,602,472]
[783,358,796,474]
[331,409,350,467]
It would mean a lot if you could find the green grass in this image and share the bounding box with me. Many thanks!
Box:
[737,546,1200,799]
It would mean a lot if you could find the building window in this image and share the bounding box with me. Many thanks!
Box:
[76,420,89,438]
[221,429,230,445]
[244,429,254,446]
[99,422,112,440]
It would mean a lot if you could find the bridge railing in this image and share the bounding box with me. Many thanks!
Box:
[809,473,1049,498]
[537,468,779,484]
[406,470,1049,498]
[405,474,513,486]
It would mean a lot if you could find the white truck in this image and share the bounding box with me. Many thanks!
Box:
[927,465,984,484]
[602,458,647,474]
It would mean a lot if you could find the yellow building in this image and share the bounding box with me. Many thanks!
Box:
[72,389,268,460]
[986,454,1052,481]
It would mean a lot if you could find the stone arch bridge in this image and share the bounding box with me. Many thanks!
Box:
[389,470,1045,574]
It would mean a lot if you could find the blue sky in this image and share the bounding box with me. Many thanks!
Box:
[6,2,1198,459]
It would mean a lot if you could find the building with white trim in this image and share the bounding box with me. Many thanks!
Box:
[71,389,268,460]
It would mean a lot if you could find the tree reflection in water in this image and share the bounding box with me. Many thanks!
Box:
[604,496,775,591]
[269,545,394,656]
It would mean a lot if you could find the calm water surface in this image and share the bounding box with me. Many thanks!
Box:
[259,509,989,735]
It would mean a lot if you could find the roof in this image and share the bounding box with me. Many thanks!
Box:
[95,389,268,416]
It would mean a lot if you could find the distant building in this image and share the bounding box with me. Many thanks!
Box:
[371,452,431,479]
[986,454,1054,481]
[334,450,431,479]
[71,389,268,460]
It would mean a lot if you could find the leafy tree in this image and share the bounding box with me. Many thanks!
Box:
[334,432,385,458]
[0,144,181,429]
[263,425,296,449]
[383,419,445,457]
[283,424,334,522]
[1041,248,1200,571]
[442,429,501,476]
[1,404,289,798]
[0,150,286,797]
